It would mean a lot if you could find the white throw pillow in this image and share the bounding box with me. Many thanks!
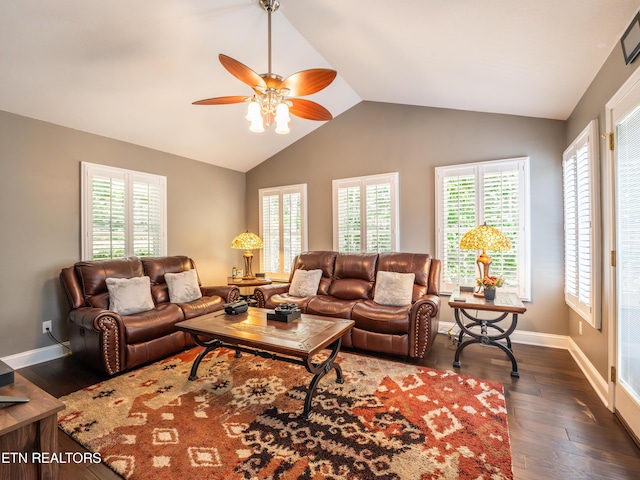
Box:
[373,271,416,306]
[106,276,155,315]
[165,269,202,303]
[289,269,323,297]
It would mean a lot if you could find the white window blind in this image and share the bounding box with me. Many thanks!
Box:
[81,162,167,260]
[259,184,307,279]
[435,158,531,299]
[562,120,600,328]
[333,173,399,253]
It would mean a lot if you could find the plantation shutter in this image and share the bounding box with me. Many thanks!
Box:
[439,170,477,289]
[365,179,393,252]
[435,158,530,299]
[261,193,280,274]
[562,153,579,299]
[132,177,164,257]
[259,185,307,278]
[333,173,398,253]
[282,191,302,274]
[483,166,521,290]
[576,142,593,308]
[562,120,598,325]
[91,173,126,259]
[336,180,362,253]
[82,163,166,261]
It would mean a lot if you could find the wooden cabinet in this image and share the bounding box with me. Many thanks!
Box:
[0,373,65,480]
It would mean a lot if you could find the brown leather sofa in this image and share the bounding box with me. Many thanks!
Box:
[60,256,239,375]
[255,251,441,359]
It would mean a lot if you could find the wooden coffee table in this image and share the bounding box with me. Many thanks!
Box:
[175,307,354,419]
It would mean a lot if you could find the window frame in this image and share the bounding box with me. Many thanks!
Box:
[332,172,399,253]
[435,157,531,300]
[81,162,167,261]
[562,120,600,329]
[258,183,308,280]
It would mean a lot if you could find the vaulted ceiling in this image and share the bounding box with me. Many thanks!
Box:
[0,1,637,172]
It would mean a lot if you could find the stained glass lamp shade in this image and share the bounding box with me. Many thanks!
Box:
[459,222,511,287]
[231,231,264,279]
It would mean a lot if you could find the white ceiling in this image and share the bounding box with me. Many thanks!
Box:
[0,0,638,172]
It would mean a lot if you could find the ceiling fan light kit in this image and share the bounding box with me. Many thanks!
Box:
[193,0,336,134]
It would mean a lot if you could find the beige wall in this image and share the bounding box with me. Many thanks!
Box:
[0,110,245,358]
[566,47,640,377]
[246,101,568,334]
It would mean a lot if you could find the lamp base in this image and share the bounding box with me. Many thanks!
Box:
[476,251,492,295]
[243,250,255,279]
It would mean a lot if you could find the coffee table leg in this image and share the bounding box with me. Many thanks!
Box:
[302,338,343,419]
[188,337,223,381]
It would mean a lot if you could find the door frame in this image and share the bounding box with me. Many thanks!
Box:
[605,65,640,413]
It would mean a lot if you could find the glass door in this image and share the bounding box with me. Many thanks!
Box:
[611,75,640,440]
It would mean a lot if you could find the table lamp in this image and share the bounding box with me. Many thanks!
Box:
[231,231,263,279]
[459,222,511,294]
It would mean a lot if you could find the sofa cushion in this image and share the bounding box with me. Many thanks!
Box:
[305,296,361,319]
[377,252,432,301]
[122,303,185,344]
[352,300,410,335]
[165,269,202,303]
[178,295,225,320]
[106,276,155,315]
[328,279,373,300]
[75,257,144,302]
[373,271,415,306]
[141,256,198,303]
[263,294,312,311]
[290,251,338,295]
[328,253,377,300]
[289,269,323,297]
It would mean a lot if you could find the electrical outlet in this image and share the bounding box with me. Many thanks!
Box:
[42,320,52,334]
[579,320,583,335]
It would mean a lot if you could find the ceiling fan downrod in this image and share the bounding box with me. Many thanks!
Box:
[259,0,280,76]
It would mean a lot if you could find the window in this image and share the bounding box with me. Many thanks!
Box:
[332,173,399,253]
[259,184,308,279]
[435,158,531,299]
[562,120,600,328]
[81,162,167,260]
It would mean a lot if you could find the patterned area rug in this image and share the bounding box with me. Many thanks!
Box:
[58,347,513,479]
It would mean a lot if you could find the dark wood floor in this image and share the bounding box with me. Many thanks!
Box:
[18,333,640,480]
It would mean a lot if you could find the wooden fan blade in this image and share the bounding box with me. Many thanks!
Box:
[280,69,337,97]
[219,54,266,91]
[289,98,333,121]
[192,96,249,105]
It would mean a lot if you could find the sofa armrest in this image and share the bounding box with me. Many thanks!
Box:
[201,285,240,303]
[68,308,126,375]
[408,294,440,359]
[254,284,291,308]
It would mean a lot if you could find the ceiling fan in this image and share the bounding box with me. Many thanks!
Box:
[192,0,337,134]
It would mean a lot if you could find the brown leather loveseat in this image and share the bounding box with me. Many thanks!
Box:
[60,256,239,375]
[255,251,440,359]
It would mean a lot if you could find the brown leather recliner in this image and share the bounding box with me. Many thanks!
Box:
[255,251,440,359]
[60,256,240,375]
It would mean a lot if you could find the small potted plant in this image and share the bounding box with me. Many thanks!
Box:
[477,275,504,301]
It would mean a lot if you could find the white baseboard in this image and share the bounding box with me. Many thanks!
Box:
[1,342,70,370]
[567,337,610,408]
[438,321,610,408]
[438,321,569,349]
